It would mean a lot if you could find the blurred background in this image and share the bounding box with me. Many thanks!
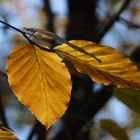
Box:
[0,0,140,140]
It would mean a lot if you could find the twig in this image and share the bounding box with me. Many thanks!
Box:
[0,20,54,52]
[119,17,140,28]
[42,0,55,31]
[0,71,8,127]
[0,20,24,34]
[27,120,47,140]
[0,20,101,63]
[0,71,7,78]
[95,0,131,42]
[24,27,101,63]
[0,95,9,128]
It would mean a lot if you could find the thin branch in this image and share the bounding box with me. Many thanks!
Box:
[23,33,55,52]
[0,71,7,78]
[0,20,55,53]
[27,120,47,140]
[0,95,9,128]
[42,0,55,31]
[65,113,93,124]
[0,20,25,34]
[0,71,8,127]
[119,17,140,28]
[0,20,101,63]
[24,27,101,63]
[95,0,131,43]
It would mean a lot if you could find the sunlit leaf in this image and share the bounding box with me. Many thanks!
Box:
[6,44,72,128]
[0,124,19,140]
[100,119,129,140]
[55,40,140,89]
[115,88,140,114]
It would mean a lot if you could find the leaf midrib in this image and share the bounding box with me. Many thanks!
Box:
[33,46,49,125]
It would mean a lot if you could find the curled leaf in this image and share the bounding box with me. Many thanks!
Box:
[6,44,72,128]
[0,124,19,140]
[100,119,129,140]
[55,40,140,89]
[115,88,140,114]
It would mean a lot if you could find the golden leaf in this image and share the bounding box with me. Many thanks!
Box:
[100,119,129,140]
[6,44,72,128]
[0,124,19,140]
[55,40,140,88]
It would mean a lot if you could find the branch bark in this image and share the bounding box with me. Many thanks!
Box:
[52,1,131,140]
[42,0,55,32]
[66,0,98,41]
[95,0,131,42]
[119,17,140,28]
[0,71,8,128]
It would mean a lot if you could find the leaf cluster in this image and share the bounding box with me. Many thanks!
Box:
[1,22,140,139]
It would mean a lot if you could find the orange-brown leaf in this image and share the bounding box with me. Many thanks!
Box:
[55,40,140,89]
[0,124,19,140]
[6,44,72,128]
[100,119,129,140]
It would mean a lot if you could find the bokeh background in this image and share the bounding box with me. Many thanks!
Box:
[0,0,140,140]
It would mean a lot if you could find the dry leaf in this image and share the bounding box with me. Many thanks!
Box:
[100,119,129,140]
[115,88,140,114]
[6,44,72,128]
[55,40,140,89]
[0,124,19,140]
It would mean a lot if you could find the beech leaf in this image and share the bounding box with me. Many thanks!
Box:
[6,44,72,128]
[55,40,140,89]
[115,88,140,114]
[0,124,19,140]
[100,119,129,140]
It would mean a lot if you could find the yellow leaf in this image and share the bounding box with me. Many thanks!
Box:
[100,119,129,140]
[0,124,19,140]
[6,44,72,128]
[55,40,140,89]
